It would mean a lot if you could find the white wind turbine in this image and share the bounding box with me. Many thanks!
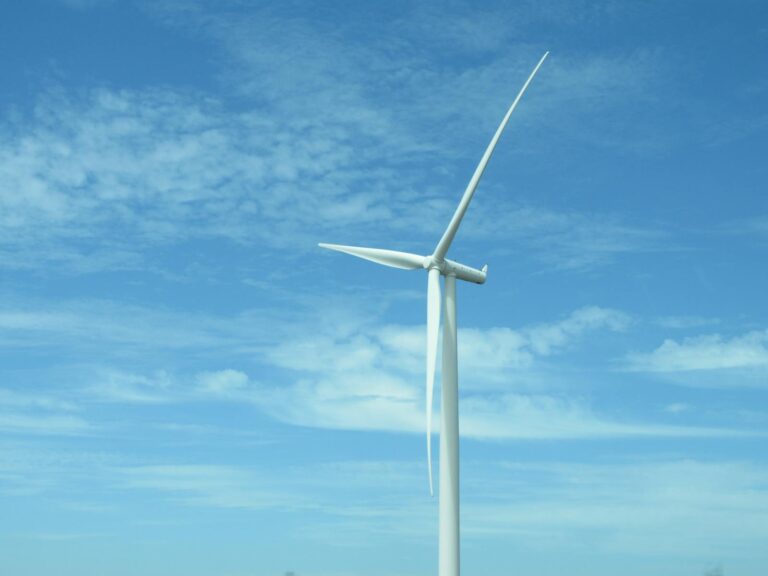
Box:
[319,53,548,576]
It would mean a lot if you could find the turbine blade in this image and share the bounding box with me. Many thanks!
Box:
[319,243,425,270]
[426,267,441,496]
[433,51,549,261]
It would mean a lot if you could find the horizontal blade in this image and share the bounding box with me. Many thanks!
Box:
[319,243,425,270]
[433,51,549,261]
[426,267,441,496]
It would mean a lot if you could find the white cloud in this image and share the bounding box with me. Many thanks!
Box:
[461,394,723,440]
[253,372,422,435]
[152,0,674,261]
[183,0,667,150]
[461,459,768,559]
[0,388,78,412]
[245,306,734,439]
[88,370,173,404]
[0,388,89,436]
[8,437,767,565]
[457,326,533,372]
[1,297,748,439]
[522,305,629,355]
[267,334,384,374]
[628,330,768,372]
[663,402,690,414]
[119,464,299,510]
[0,87,425,273]
[654,315,721,330]
[455,306,629,378]
[26,303,698,439]
[85,368,255,405]
[0,2,675,276]
[0,413,90,436]
[461,202,673,270]
[117,456,768,562]
[0,299,281,355]
[738,216,768,238]
[202,375,737,441]
[196,369,249,394]
[264,305,629,380]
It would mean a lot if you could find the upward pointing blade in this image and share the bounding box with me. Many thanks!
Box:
[318,243,425,270]
[433,52,549,261]
[426,267,441,496]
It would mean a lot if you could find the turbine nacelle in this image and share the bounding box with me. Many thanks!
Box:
[437,258,488,285]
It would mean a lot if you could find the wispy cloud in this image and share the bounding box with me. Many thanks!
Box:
[117,456,768,561]
[263,305,629,382]
[87,370,174,404]
[460,394,726,440]
[0,388,78,412]
[627,329,768,373]
[203,306,737,439]
[427,199,675,271]
[0,413,90,436]
[171,0,669,149]
[0,0,678,277]
[653,315,721,330]
[196,369,249,394]
[0,298,281,356]
[462,459,768,558]
[115,459,435,548]
[119,464,299,510]
[722,215,768,243]
[29,301,736,440]
[521,305,629,355]
[0,86,428,274]
[0,388,89,436]
[663,402,691,414]
[8,436,766,565]
[3,294,753,438]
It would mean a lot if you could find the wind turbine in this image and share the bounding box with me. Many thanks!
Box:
[319,52,548,576]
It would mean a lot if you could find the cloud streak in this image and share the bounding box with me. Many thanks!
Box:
[462,459,768,560]
[119,464,300,510]
[628,329,768,374]
[0,388,89,436]
[0,1,677,276]
[193,307,738,440]
[115,456,768,563]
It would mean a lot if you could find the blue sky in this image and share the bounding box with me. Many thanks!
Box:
[1,0,767,575]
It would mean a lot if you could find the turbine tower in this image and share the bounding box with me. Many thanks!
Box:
[320,52,548,576]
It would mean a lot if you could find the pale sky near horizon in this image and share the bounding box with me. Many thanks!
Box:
[1,1,767,575]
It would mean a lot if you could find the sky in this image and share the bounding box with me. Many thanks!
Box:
[1,0,767,575]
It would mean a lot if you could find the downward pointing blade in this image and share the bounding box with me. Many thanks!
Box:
[318,243,425,270]
[426,267,441,496]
